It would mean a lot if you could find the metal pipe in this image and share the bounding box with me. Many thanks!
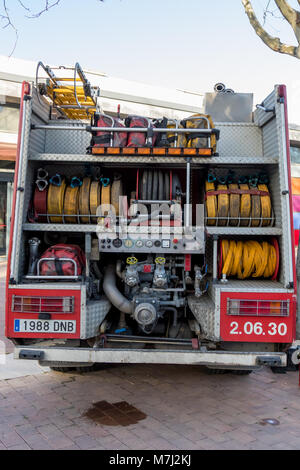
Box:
[103,264,133,314]
[213,235,218,283]
[31,124,216,134]
[134,200,174,205]
[116,260,125,280]
[162,307,178,327]
[185,158,191,228]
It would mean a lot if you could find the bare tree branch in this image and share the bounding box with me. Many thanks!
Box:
[17,0,30,12]
[274,0,300,42]
[0,0,103,56]
[242,0,300,59]
[25,0,61,19]
[0,0,18,56]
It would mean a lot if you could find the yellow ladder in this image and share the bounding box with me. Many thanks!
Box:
[36,62,99,120]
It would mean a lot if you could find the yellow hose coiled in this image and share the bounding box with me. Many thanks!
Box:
[79,177,91,224]
[64,186,79,224]
[239,183,251,227]
[205,181,217,226]
[251,191,261,227]
[47,178,66,223]
[221,240,277,279]
[217,183,229,226]
[111,178,123,216]
[258,184,272,227]
[90,181,101,223]
[229,183,239,226]
[205,177,272,227]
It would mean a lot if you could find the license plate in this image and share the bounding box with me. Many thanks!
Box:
[222,317,292,342]
[14,319,76,334]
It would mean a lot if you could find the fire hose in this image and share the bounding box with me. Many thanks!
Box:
[219,239,279,280]
[205,174,272,226]
[47,174,66,223]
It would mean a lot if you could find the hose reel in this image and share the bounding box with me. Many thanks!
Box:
[205,172,273,227]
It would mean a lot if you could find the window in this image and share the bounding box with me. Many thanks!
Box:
[0,104,20,133]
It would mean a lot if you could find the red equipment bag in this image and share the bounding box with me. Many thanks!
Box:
[92,114,127,148]
[125,115,149,147]
[113,117,128,147]
[39,244,86,276]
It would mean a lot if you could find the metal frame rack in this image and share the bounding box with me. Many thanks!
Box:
[11,82,294,298]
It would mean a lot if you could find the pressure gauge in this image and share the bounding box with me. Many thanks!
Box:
[135,240,144,248]
[124,239,134,249]
[145,240,153,248]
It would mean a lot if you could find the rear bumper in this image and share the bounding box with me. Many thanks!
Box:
[14,346,287,368]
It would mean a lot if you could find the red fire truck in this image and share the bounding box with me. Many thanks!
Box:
[5,63,298,372]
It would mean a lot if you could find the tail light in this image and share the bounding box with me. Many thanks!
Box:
[12,295,74,314]
[227,299,289,317]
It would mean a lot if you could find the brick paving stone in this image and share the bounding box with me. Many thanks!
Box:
[24,437,54,450]
[47,435,77,450]
[7,443,31,450]
[0,431,26,447]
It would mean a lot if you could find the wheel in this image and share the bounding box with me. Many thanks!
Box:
[228,369,253,375]
[205,368,253,375]
[50,366,75,372]
[206,368,227,375]
[49,363,114,373]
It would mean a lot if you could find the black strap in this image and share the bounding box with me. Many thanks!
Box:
[54,258,64,276]
[186,132,210,142]
[92,135,111,145]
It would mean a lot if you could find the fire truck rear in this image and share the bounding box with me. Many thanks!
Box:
[5,64,297,372]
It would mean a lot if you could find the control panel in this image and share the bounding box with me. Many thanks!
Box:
[98,233,205,254]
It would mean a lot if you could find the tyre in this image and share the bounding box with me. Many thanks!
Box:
[49,363,114,373]
[206,368,253,375]
[228,369,253,375]
[206,368,227,375]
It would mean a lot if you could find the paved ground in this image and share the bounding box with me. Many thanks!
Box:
[1,263,300,450]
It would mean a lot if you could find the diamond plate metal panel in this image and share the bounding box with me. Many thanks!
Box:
[254,89,276,127]
[11,98,32,283]
[45,120,91,154]
[275,90,294,289]
[31,87,51,124]
[206,227,281,236]
[29,115,46,155]
[188,295,218,341]
[214,122,263,158]
[80,298,111,339]
[29,153,278,165]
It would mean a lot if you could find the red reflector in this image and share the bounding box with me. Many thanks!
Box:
[227,299,289,317]
[143,265,152,273]
[12,295,74,314]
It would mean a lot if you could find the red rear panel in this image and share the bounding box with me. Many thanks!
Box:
[7,288,81,339]
[220,292,296,343]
